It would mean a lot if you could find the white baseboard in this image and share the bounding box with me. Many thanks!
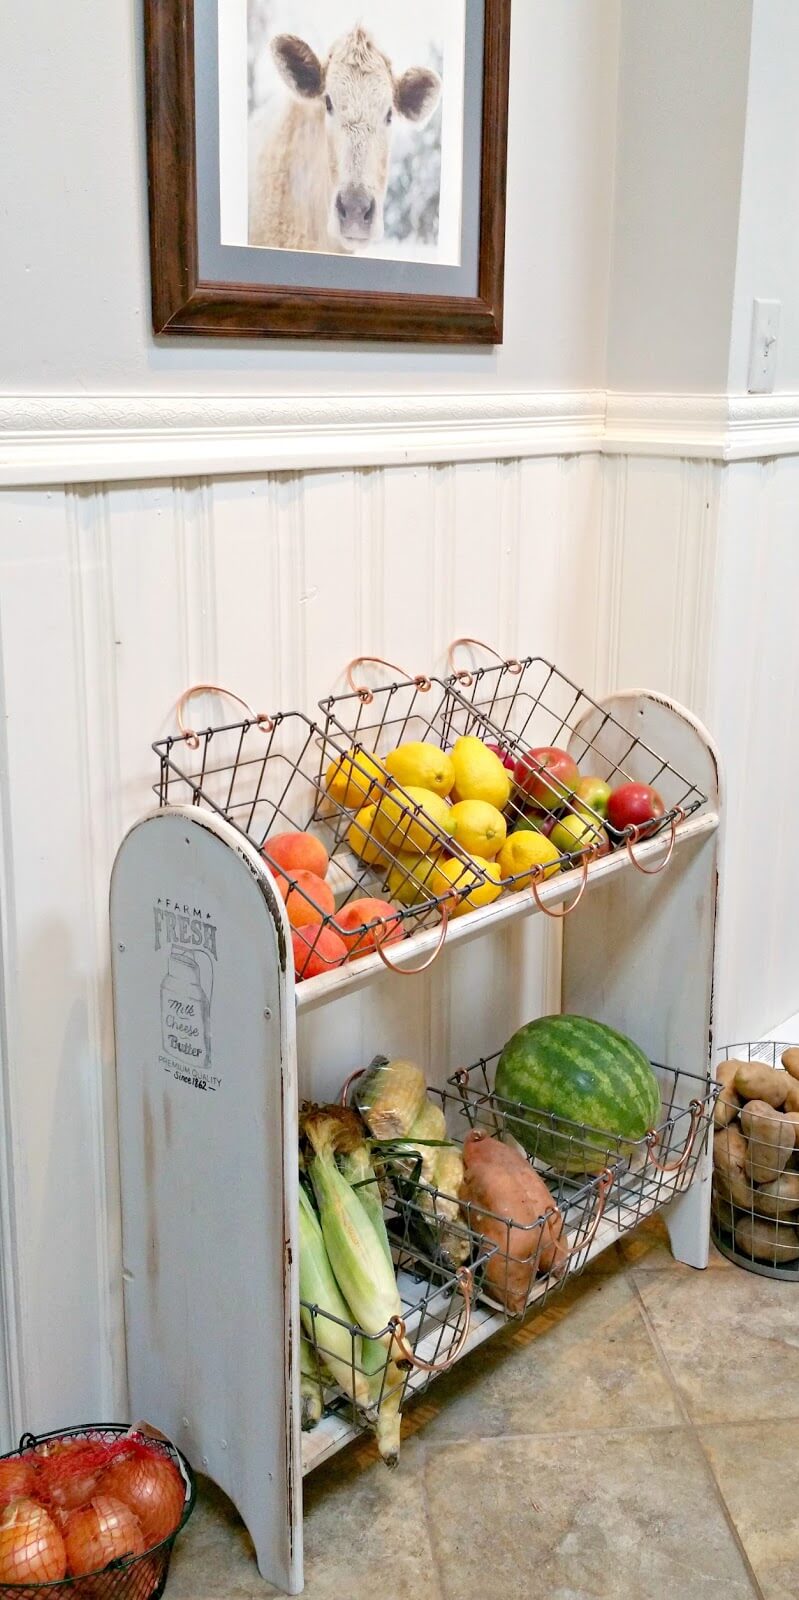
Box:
[1,388,799,486]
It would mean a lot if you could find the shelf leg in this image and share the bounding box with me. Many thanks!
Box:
[664,1146,712,1268]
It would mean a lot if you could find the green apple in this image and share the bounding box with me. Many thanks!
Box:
[550,813,608,858]
[573,775,612,822]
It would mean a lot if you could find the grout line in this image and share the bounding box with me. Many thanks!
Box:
[628,1269,766,1600]
[416,1441,450,1600]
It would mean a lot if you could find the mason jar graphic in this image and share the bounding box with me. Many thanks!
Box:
[160,949,212,1071]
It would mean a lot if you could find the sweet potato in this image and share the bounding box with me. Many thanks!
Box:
[460,1129,567,1315]
[741,1100,795,1184]
[734,1214,799,1263]
[733,1061,789,1108]
[713,1124,752,1207]
[753,1172,799,1218]
[714,1060,742,1128]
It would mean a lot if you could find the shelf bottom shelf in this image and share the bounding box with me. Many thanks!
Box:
[301,1166,694,1475]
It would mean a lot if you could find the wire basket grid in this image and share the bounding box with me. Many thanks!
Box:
[711,1041,799,1280]
[444,1053,716,1243]
[0,1425,195,1600]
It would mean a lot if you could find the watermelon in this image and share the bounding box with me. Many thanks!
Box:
[494,1015,662,1175]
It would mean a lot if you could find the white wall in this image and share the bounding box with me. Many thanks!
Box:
[728,0,799,392]
[0,0,618,395]
[607,0,753,393]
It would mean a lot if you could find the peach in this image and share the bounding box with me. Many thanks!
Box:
[292,926,348,980]
[263,830,329,881]
[335,897,404,958]
[274,870,335,929]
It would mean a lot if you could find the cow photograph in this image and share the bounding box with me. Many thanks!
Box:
[237,0,465,263]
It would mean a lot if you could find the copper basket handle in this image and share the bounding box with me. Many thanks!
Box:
[447,637,523,687]
[644,1098,704,1175]
[345,656,432,705]
[530,846,600,919]
[373,907,449,976]
[175,684,274,750]
[339,1068,367,1108]
[389,1266,473,1372]
[625,809,685,875]
[556,1167,615,1271]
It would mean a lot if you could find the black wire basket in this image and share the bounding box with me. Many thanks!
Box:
[711,1041,799,1280]
[441,1053,716,1313]
[0,1425,195,1600]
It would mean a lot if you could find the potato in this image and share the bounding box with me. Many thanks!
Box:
[734,1061,789,1108]
[734,1214,799,1262]
[713,1060,742,1127]
[713,1124,753,1206]
[753,1172,799,1218]
[711,1190,736,1233]
[784,1080,799,1114]
[781,1047,799,1081]
[741,1099,795,1184]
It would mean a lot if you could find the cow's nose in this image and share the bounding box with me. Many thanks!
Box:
[335,186,376,235]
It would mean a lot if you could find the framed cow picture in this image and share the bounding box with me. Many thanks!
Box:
[144,0,511,342]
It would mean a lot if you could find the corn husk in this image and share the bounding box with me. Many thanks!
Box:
[304,1114,402,1347]
[299,1335,324,1431]
[298,1186,369,1408]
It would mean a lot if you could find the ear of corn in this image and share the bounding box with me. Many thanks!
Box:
[394,1099,448,1184]
[433,1142,470,1265]
[299,1335,324,1432]
[337,1145,394,1269]
[372,1363,404,1468]
[308,1148,402,1346]
[356,1057,428,1139]
[298,1185,369,1407]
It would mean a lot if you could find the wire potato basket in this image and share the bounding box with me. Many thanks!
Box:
[442,1054,716,1307]
[0,1425,195,1600]
[711,1041,799,1280]
[300,1177,494,1440]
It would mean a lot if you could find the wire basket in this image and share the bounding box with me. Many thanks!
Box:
[711,1041,799,1280]
[153,686,490,984]
[319,649,709,921]
[300,1178,494,1439]
[0,1425,195,1600]
[443,1053,716,1306]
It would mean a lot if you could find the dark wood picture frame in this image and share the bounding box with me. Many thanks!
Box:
[144,0,511,343]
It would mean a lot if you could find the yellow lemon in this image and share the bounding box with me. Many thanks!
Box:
[372,786,452,855]
[430,854,503,916]
[448,798,507,860]
[386,851,441,907]
[325,748,386,810]
[384,741,455,799]
[498,830,561,890]
[451,736,511,810]
[347,804,390,868]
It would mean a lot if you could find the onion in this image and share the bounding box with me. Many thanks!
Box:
[0,1458,37,1510]
[0,1496,67,1583]
[37,1437,109,1511]
[100,1452,185,1549]
[64,1494,145,1576]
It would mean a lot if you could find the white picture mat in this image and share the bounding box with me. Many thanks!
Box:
[218,0,466,265]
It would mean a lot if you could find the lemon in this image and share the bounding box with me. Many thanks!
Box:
[372,786,452,855]
[384,741,455,799]
[325,748,386,810]
[430,854,503,916]
[347,804,390,868]
[498,830,561,890]
[448,798,507,860]
[386,851,440,907]
[451,736,511,810]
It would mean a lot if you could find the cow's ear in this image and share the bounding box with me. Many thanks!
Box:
[394,67,442,124]
[271,34,325,99]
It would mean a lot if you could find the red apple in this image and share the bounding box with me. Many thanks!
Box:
[513,747,580,811]
[512,813,558,839]
[486,742,516,773]
[606,782,665,833]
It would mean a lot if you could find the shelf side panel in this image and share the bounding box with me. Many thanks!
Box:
[110,808,302,1594]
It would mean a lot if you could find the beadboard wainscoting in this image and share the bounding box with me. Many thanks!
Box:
[0,398,797,1444]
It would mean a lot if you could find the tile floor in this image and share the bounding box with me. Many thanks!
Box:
[168,1216,798,1600]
